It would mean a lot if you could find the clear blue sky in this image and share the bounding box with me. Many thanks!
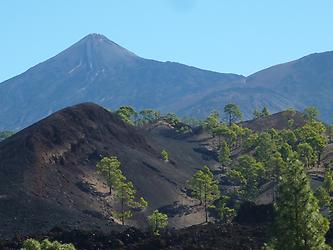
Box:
[1,0,333,82]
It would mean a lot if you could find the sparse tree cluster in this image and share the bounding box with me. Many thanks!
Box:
[115,106,161,126]
[97,156,148,225]
[253,106,270,119]
[197,105,333,248]
[114,106,194,136]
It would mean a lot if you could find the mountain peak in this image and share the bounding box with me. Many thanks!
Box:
[82,33,115,45]
[86,33,107,39]
[47,33,140,71]
[76,33,138,58]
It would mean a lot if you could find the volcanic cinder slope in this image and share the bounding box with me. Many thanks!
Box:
[241,110,306,132]
[0,103,218,238]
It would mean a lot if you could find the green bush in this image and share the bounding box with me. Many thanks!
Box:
[161,150,169,161]
[21,238,76,250]
[148,210,168,235]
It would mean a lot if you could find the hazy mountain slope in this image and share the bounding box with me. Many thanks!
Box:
[0,34,243,130]
[246,51,333,121]
[178,86,297,120]
[0,103,217,238]
[2,33,333,129]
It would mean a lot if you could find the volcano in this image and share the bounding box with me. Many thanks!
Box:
[0,34,243,130]
[0,102,217,238]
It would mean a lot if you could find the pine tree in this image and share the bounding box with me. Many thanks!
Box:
[204,111,220,133]
[218,141,231,166]
[96,156,124,195]
[224,103,242,126]
[279,143,293,162]
[115,180,148,225]
[228,155,264,200]
[212,124,228,146]
[187,166,220,223]
[230,123,245,148]
[252,107,269,119]
[148,210,168,235]
[317,170,333,219]
[327,124,333,143]
[138,109,161,124]
[253,108,262,119]
[266,152,286,202]
[261,106,270,117]
[295,121,327,165]
[269,158,330,250]
[279,129,297,148]
[316,186,331,209]
[116,106,137,125]
[323,170,333,193]
[254,132,276,163]
[216,195,236,224]
[297,143,317,168]
[303,106,319,122]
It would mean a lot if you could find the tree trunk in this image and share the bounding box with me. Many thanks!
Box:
[121,189,125,225]
[318,152,321,167]
[204,187,208,223]
[272,178,275,202]
[155,217,159,234]
[108,172,112,195]
[294,185,299,242]
[205,201,208,223]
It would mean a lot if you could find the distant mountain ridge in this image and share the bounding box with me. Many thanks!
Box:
[1,33,333,130]
[245,51,333,122]
[0,34,244,130]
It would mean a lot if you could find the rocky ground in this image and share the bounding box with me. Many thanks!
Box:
[0,222,269,250]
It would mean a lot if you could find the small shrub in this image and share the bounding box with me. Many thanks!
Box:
[161,150,169,161]
[148,210,168,235]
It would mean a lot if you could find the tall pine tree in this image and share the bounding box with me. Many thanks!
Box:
[187,166,220,223]
[267,158,330,250]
